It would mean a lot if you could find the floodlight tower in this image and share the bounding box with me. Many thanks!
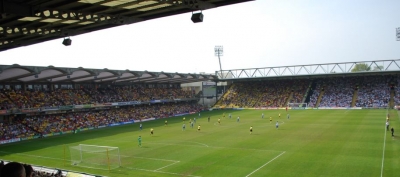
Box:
[214,46,223,78]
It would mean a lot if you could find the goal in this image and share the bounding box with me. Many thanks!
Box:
[288,103,308,108]
[69,144,121,170]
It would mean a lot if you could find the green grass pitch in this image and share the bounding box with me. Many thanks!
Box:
[0,109,399,177]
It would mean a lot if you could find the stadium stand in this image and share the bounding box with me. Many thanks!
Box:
[394,76,400,106]
[317,77,357,107]
[218,79,309,108]
[1,101,202,141]
[217,76,395,109]
[355,76,391,107]
[308,80,322,108]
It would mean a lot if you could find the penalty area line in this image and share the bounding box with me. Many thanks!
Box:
[245,151,286,177]
[154,161,180,171]
[129,156,179,163]
[124,166,201,177]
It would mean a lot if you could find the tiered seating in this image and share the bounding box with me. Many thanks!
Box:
[1,102,202,140]
[318,77,357,107]
[0,87,195,108]
[219,80,309,108]
[3,89,31,108]
[289,80,309,103]
[0,92,13,109]
[355,76,390,107]
[394,77,400,106]
[0,119,36,140]
[308,80,322,107]
[27,90,63,107]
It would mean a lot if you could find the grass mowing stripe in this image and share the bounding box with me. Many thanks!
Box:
[245,151,286,177]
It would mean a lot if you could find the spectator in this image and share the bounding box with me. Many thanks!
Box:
[0,161,26,177]
[23,164,34,177]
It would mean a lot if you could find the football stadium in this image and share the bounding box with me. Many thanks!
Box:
[1,1,400,177]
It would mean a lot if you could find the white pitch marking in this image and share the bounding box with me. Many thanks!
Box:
[245,151,286,177]
[382,110,395,177]
[0,151,66,161]
[131,156,179,163]
[380,127,387,177]
[187,141,209,147]
[154,161,180,171]
[124,166,201,177]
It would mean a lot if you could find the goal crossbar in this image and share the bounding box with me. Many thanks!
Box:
[288,103,308,108]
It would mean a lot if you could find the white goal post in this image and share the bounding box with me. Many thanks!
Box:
[288,103,308,108]
[69,144,121,170]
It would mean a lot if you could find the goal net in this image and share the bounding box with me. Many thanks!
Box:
[69,144,121,170]
[288,103,308,108]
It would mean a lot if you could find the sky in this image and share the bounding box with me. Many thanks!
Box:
[1,0,400,74]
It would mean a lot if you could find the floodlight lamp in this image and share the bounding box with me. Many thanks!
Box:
[214,46,223,56]
[62,37,72,46]
[191,12,203,23]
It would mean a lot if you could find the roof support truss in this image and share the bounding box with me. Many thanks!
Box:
[218,59,400,79]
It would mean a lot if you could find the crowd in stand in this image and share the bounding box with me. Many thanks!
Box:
[355,76,390,107]
[309,76,392,108]
[308,80,322,108]
[394,76,400,106]
[317,77,358,107]
[0,93,13,110]
[0,102,202,141]
[219,80,309,108]
[220,76,394,109]
[0,87,194,109]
